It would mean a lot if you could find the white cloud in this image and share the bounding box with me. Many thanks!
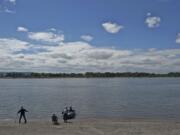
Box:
[102,22,124,33]
[81,35,93,42]
[17,27,28,32]
[28,32,64,43]
[176,33,180,44]
[0,0,16,13]
[3,9,15,13]
[85,50,113,60]
[8,0,16,4]
[16,28,64,43]
[1,28,180,72]
[145,15,161,28]
[0,38,29,53]
[49,28,57,32]
[147,12,151,16]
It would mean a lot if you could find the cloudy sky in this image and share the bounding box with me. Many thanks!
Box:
[0,0,180,73]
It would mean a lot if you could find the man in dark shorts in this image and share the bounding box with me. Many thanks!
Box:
[17,106,28,124]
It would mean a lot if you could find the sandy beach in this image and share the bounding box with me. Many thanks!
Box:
[0,119,180,135]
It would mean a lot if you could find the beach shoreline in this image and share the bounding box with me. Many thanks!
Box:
[0,118,180,135]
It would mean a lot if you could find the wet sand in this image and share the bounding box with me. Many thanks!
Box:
[0,119,180,135]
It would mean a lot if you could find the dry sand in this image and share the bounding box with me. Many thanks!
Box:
[0,119,180,135]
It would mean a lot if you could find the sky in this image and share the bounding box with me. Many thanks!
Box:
[0,0,180,73]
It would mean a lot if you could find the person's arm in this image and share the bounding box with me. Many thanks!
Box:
[25,109,28,112]
[17,110,21,114]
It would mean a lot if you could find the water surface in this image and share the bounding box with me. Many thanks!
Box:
[0,78,180,120]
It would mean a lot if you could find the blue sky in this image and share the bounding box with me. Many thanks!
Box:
[0,0,180,72]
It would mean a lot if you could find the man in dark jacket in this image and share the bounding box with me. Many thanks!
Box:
[17,106,28,124]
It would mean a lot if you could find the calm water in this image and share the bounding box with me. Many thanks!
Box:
[0,78,180,120]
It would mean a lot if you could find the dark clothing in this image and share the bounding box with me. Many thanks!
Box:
[18,108,28,115]
[51,114,59,125]
[62,106,76,122]
[18,108,28,124]
[63,112,68,123]
[19,114,27,123]
[69,107,73,112]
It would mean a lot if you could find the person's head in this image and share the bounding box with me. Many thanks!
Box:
[21,106,24,109]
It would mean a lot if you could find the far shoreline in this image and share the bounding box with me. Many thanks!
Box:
[0,77,180,79]
[1,72,180,78]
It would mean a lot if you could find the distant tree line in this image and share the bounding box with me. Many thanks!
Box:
[0,72,180,78]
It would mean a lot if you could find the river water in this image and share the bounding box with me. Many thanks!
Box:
[0,78,180,120]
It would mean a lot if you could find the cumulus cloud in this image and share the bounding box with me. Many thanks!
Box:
[17,26,29,32]
[102,22,124,33]
[16,27,64,44]
[176,33,180,44]
[28,31,64,44]
[8,0,16,4]
[147,12,151,16]
[85,50,113,60]
[81,35,93,42]
[1,28,180,72]
[0,38,29,53]
[0,0,16,13]
[1,36,180,73]
[4,9,15,13]
[49,28,57,32]
[145,14,161,28]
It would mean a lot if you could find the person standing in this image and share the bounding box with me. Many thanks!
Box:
[17,106,28,124]
[62,107,68,123]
